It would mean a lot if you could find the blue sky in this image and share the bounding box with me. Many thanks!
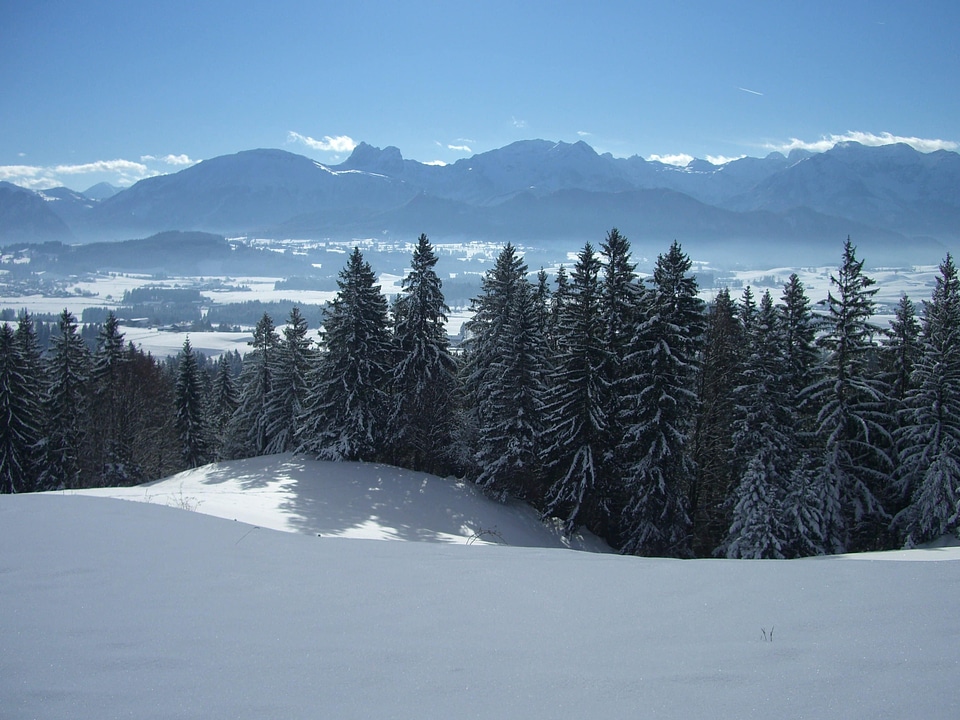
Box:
[2,0,958,191]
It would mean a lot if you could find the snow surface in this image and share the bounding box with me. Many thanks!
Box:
[62,454,605,550]
[3,456,960,719]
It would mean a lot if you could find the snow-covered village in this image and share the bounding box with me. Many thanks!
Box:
[3,2,960,717]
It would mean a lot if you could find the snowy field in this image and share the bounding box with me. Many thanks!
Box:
[0,260,941,358]
[2,456,959,719]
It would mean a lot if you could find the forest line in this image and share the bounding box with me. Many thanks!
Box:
[1,231,957,557]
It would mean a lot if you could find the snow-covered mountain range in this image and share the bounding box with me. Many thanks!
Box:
[2,139,958,265]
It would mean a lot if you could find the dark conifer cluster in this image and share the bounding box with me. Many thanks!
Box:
[2,232,959,557]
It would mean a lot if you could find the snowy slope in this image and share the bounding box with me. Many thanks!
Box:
[66,454,607,550]
[2,489,959,719]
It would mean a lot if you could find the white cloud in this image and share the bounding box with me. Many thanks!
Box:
[648,153,694,167]
[706,154,746,165]
[512,116,527,129]
[0,154,196,190]
[447,144,472,153]
[54,159,149,176]
[768,131,958,154]
[142,154,197,166]
[738,86,764,96]
[0,164,45,181]
[577,131,592,137]
[288,131,357,153]
[423,160,447,166]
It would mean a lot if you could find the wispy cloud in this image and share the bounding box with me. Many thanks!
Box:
[738,86,764,96]
[54,159,149,176]
[447,144,472,153]
[706,154,746,165]
[423,160,447,166]
[648,153,694,167]
[0,165,44,181]
[0,154,198,190]
[512,116,527,129]
[577,131,592,137]
[287,131,357,153]
[141,154,197,166]
[768,131,958,154]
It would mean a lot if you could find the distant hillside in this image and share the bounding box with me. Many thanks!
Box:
[0,182,74,243]
[6,230,311,276]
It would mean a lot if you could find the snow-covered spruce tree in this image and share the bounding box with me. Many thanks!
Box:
[209,353,238,460]
[806,239,893,553]
[883,294,922,407]
[386,235,459,475]
[296,247,392,462]
[89,312,137,486]
[779,273,820,424]
[894,255,960,546]
[618,241,705,556]
[690,288,743,555]
[175,337,210,469]
[721,291,795,558]
[264,307,314,455]
[0,322,44,493]
[599,229,643,533]
[533,268,552,340]
[776,274,829,557]
[548,264,570,354]
[878,293,923,520]
[738,285,757,336]
[462,243,550,501]
[542,243,610,533]
[40,309,92,490]
[225,312,280,459]
[11,313,46,490]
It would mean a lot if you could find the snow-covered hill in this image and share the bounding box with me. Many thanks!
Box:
[2,456,959,718]
[64,454,607,550]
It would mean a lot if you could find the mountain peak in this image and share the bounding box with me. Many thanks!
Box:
[83,182,120,200]
[339,142,405,175]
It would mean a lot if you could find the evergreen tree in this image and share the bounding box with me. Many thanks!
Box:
[894,255,960,545]
[883,294,922,406]
[41,309,92,490]
[619,241,705,556]
[721,291,794,558]
[126,345,180,481]
[548,265,571,353]
[11,313,45,489]
[226,313,280,458]
[296,248,392,461]
[387,235,459,474]
[599,228,643,532]
[533,268,552,339]
[542,243,609,532]
[209,353,239,460]
[175,337,210,468]
[0,323,44,493]
[90,312,135,485]
[463,244,549,501]
[264,307,314,455]
[776,274,828,556]
[806,239,892,552]
[779,273,820,424]
[691,288,742,555]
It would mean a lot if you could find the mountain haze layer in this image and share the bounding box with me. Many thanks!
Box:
[2,140,957,266]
